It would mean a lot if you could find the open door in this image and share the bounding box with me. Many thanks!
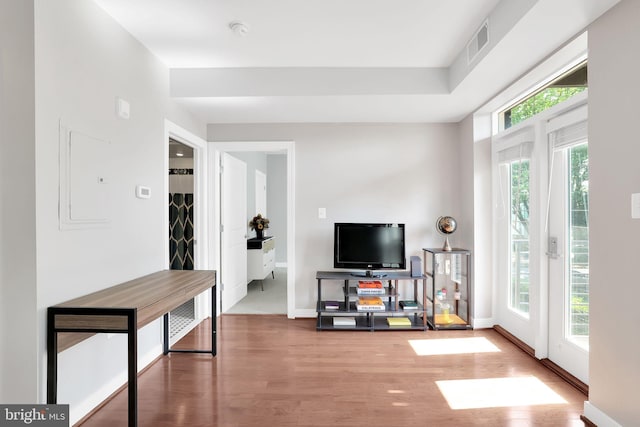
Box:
[221,152,248,311]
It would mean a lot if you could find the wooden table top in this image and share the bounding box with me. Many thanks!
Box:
[52,269,216,352]
[55,270,215,310]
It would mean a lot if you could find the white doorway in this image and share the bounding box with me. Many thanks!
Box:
[164,120,211,346]
[211,141,296,318]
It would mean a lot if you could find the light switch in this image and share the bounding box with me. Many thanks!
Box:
[318,208,326,219]
[632,193,640,219]
[116,97,130,120]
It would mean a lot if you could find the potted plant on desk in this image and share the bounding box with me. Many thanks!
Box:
[249,214,269,239]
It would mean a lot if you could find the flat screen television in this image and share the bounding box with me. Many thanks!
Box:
[334,223,405,277]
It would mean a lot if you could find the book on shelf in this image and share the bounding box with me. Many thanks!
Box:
[386,317,412,326]
[324,301,340,310]
[358,280,383,289]
[358,296,383,305]
[399,300,419,310]
[356,287,385,295]
[333,317,356,326]
[357,296,386,311]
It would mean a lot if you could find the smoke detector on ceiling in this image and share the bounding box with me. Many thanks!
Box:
[229,21,249,36]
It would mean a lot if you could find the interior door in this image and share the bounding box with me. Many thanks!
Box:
[221,152,248,312]
[547,140,589,383]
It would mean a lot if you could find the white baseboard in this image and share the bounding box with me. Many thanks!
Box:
[69,343,162,426]
[471,317,495,329]
[583,401,622,427]
[293,308,317,318]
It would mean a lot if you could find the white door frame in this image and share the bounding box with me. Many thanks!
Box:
[164,120,211,344]
[211,141,296,319]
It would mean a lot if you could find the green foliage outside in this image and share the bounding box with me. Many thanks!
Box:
[510,161,530,314]
[569,144,589,337]
[507,87,587,128]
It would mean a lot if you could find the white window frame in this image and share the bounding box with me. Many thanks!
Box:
[491,89,588,357]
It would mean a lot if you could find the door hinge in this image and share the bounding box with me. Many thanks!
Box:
[221,224,224,232]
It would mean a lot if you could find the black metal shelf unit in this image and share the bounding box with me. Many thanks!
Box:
[316,270,428,331]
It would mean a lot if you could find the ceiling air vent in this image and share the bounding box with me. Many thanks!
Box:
[467,20,489,64]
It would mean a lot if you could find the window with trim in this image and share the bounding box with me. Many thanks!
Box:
[500,61,587,130]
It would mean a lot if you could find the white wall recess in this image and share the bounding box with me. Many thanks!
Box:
[59,122,112,229]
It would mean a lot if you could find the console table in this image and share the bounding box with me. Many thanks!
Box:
[46,269,216,427]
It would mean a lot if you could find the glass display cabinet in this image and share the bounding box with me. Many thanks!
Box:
[423,248,472,330]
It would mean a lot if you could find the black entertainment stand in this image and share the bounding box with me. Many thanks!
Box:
[316,270,428,331]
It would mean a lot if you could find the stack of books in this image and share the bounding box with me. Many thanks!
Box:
[324,301,340,310]
[333,317,356,327]
[357,280,385,295]
[356,296,385,311]
[387,317,412,327]
[399,300,419,310]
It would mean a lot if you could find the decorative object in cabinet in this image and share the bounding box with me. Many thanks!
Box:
[423,248,472,330]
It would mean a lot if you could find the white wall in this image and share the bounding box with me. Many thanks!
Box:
[208,123,465,310]
[586,1,640,425]
[33,0,205,423]
[457,113,494,327]
[169,157,194,194]
[228,151,268,231]
[0,0,38,403]
[268,154,288,264]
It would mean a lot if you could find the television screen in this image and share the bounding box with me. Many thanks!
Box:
[334,223,405,272]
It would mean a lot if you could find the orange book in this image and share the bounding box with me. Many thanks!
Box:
[358,296,383,305]
[358,281,383,289]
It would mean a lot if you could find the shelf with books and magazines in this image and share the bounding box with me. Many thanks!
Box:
[315,270,428,331]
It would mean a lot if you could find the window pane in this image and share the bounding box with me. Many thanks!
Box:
[509,160,530,315]
[567,143,589,349]
[506,87,587,128]
[501,62,588,130]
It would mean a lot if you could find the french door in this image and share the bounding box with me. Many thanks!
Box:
[493,128,538,348]
[493,99,589,383]
[547,140,589,383]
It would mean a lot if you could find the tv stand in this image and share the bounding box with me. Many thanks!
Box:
[316,270,428,331]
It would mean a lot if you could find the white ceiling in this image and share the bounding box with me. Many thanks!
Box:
[94,0,619,123]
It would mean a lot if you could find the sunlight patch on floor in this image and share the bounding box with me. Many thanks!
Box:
[435,376,568,410]
[408,337,501,356]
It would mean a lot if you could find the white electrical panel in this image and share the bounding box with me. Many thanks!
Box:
[59,123,112,230]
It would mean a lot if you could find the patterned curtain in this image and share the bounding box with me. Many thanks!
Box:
[169,193,194,270]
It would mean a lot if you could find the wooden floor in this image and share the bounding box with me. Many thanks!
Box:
[78,315,587,427]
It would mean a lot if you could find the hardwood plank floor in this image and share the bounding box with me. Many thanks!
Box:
[78,315,587,427]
